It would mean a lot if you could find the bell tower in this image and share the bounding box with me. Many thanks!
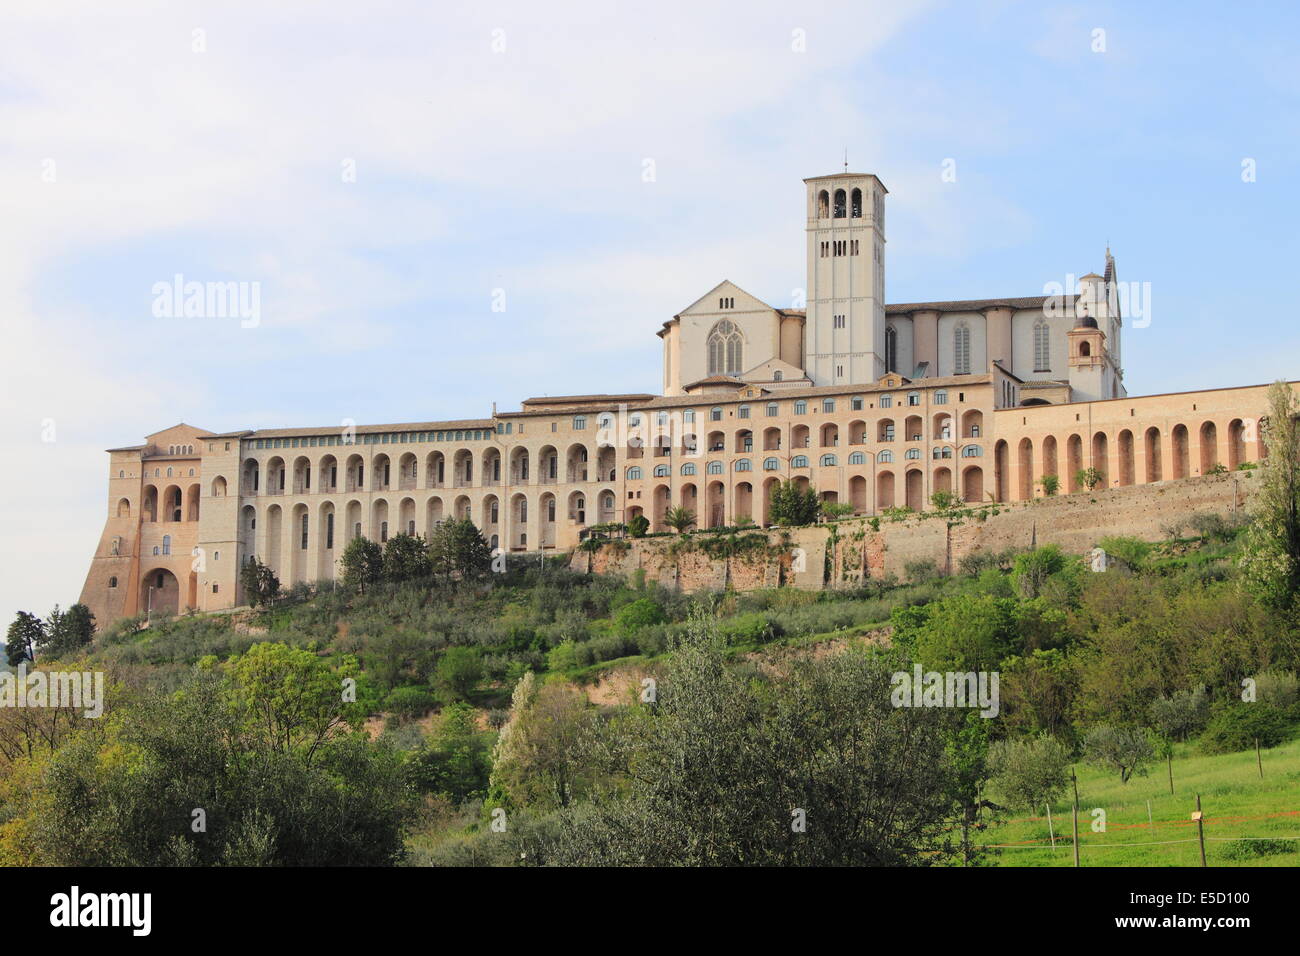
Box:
[804,171,888,385]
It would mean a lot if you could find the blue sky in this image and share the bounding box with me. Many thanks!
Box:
[1,0,1297,625]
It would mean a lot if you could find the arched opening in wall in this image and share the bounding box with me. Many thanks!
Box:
[1066,435,1083,491]
[933,413,953,441]
[833,189,847,218]
[819,423,838,448]
[510,493,528,549]
[239,505,257,567]
[849,475,867,514]
[266,457,286,495]
[735,429,755,453]
[848,420,867,445]
[117,497,131,518]
[763,427,782,451]
[1017,438,1033,500]
[319,455,338,493]
[760,477,779,525]
[1079,341,1091,357]
[266,504,283,575]
[186,484,201,521]
[1117,430,1135,486]
[317,502,336,580]
[141,568,180,616]
[705,430,725,453]
[399,497,416,537]
[371,499,390,543]
[482,494,500,531]
[792,476,811,498]
[345,500,363,543]
[650,485,670,531]
[680,482,698,518]
[427,451,446,488]
[850,187,863,217]
[161,485,181,522]
[1199,421,1218,474]
[596,446,617,482]
[539,445,559,482]
[540,493,557,548]
[962,466,984,504]
[562,444,586,483]
[707,481,726,528]
[734,482,753,524]
[1172,424,1189,479]
[598,490,616,524]
[878,419,896,443]
[903,416,922,442]
[372,454,392,491]
[792,424,810,449]
[877,471,896,510]
[817,189,830,218]
[399,453,420,490]
[211,476,227,498]
[991,441,1007,501]
[241,459,260,494]
[1228,419,1246,470]
[1144,427,1162,482]
[1091,432,1109,486]
[346,455,365,492]
[455,495,472,523]
[426,497,444,536]
[905,469,924,510]
[568,490,586,527]
[1041,435,1059,485]
[291,503,309,584]
[961,409,984,439]
[934,466,953,498]
[292,456,311,494]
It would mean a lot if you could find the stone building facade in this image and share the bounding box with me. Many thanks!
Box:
[79,169,1286,626]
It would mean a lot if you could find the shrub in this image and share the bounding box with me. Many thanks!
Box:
[434,647,483,700]
[1199,704,1290,754]
[1219,839,1293,861]
[613,598,666,634]
[1254,670,1300,714]
[1097,535,1151,572]
[716,612,783,646]
[903,559,941,584]
[1149,686,1211,741]
[988,734,1072,811]
[384,685,437,718]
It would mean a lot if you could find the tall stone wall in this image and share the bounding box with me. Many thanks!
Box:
[570,471,1256,592]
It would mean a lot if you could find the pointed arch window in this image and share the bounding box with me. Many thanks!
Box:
[885,326,898,373]
[707,320,744,376]
[954,323,971,376]
[1033,319,1050,372]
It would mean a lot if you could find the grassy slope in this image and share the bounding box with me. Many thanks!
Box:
[978,736,1300,867]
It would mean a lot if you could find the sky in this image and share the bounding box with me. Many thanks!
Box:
[1,0,1298,626]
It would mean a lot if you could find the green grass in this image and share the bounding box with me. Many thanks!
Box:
[977,735,1300,867]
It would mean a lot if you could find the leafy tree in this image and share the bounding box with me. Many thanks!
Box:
[1037,474,1060,496]
[999,649,1074,737]
[433,646,483,701]
[613,597,665,634]
[5,612,41,666]
[1097,535,1151,572]
[240,557,282,606]
[627,514,650,538]
[429,518,492,584]
[1083,725,1155,783]
[382,532,431,582]
[768,479,820,527]
[1240,381,1300,610]
[1075,467,1104,491]
[1012,545,1066,599]
[663,506,696,534]
[37,604,95,658]
[890,593,1021,672]
[340,536,384,593]
[489,674,596,811]
[929,490,960,511]
[988,734,1072,811]
[1199,703,1289,754]
[407,701,492,803]
[1149,686,1211,742]
[545,615,972,865]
